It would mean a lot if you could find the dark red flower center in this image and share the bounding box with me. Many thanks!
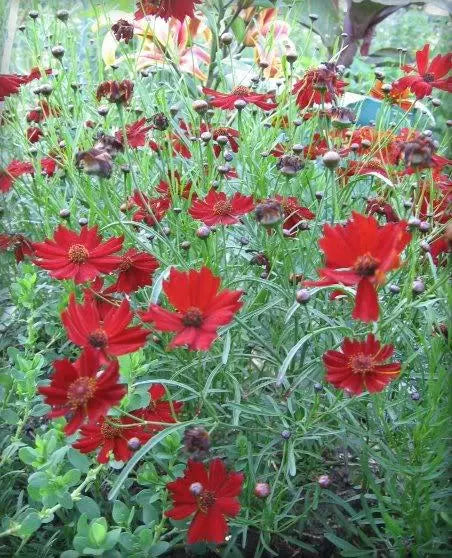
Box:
[350,353,374,375]
[213,200,233,216]
[88,328,109,348]
[101,419,122,439]
[67,377,97,409]
[119,256,133,272]
[182,307,204,328]
[68,244,89,264]
[196,490,216,513]
[232,86,251,97]
[353,253,380,276]
[280,198,296,215]
[422,73,435,83]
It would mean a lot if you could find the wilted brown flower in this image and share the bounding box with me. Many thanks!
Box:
[255,200,284,226]
[111,19,134,44]
[96,80,134,104]
[183,426,211,460]
[94,134,123,157]
[276,154,304,176]
[76,149,113,178]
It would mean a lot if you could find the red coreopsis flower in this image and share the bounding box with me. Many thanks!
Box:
[130,190,171,226]
[40,156,58,177]
[166,459,243,544]
[141,267,243,350]
[33,225,123,284]
[393,43,452,99]
[189,189,254,226]
[323,334,401,395]
[134,0,201,21]
[180,121,240,158]
[26,100,60,123]
[156,171,192,199]
[115,117,152,148]
[0,160,34,193]
[135,384,183,431]
[366,197,399,223]
[337,159,389,184]
[305,212,411,322]
[26,126,43,143]
[202,86,277,111]
[0,67,52,101]
[106,248,159,294]
[0,233,34,262]
[111,18,134,43]
[73,416,150,463]
[38,347,127,435]
[62,295,150,361]
[430,224,452,266]
[292,63,347,108]
[273,195,315,235]
[96,79,134,104]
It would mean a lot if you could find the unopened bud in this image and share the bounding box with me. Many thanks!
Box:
[318,474,331,488]
[296,289,311,304]
[220,32,233,46]
[322,150,341,169]
[197,225,211,239]
[127,437,141,451]
[254,482,270,498]
[192,100,208,114]
[189,482,204,496]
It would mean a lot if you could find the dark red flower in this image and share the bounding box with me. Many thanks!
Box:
[274,195,315,235]
[27,100,60,123]
[0,160,34,193]
[111,18,134,43]
[115,117,152,148]
[166,458,243,544]
[179,121,240,158]
[135,0,201,21]
[0,67,52,101]
[141,267,243,350]
[0,233,34,262]
[105,248,159,294]
[202,86,277,111]
[62,295,149,360]
[393,44,452,99]
[323,334,401,395]
[430,224,451,266]
[135,384,183,431]
[189,189,254,226]
[130,190,171,226]
[26,126,43,143]
[366,197,399,223]
[292,64,346,108]
[73,416,150,463]
[155,171,192,199]
[40,156,58,177]
[96,80,134,104]
[38,347,127,435]
[33,225,123,284]
[305,212,411,322]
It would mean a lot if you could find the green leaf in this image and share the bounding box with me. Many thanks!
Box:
[19,446,38,466]
[112,500,130,525]
[76,496,101,519]
[88,520,107,547]
[150,541,171,556]
[230,18,246,43]
[19,512,42,537]
[68,448,91,474]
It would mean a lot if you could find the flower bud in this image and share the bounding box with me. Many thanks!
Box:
[412,278,425,294]
[309,13,318,21]
[411,391,420,401]
[200,131,212,143]
[127,437,141,451]
[318,474,331,488]
[419,221,430,233]
[29,10,39,19]
[296,289,311,304]
[389,284,400,294]
[234,99,247,110]
[254,482,270,498]
[59,208,70,219]
[39,84,53,97]
[180,240,191,250]
[192,99,208,114]
[56,10,69,22]
[220,32,233,46]
[189,482,204,496]
[51,45,65,59]
[322,150,341,169]
[314,383,323,392]
[78,217,88,226]
[281,429,291,440]
[197,225,211,239]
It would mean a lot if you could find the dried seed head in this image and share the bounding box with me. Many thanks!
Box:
[255,201,284,226]
[183,426,210,459]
